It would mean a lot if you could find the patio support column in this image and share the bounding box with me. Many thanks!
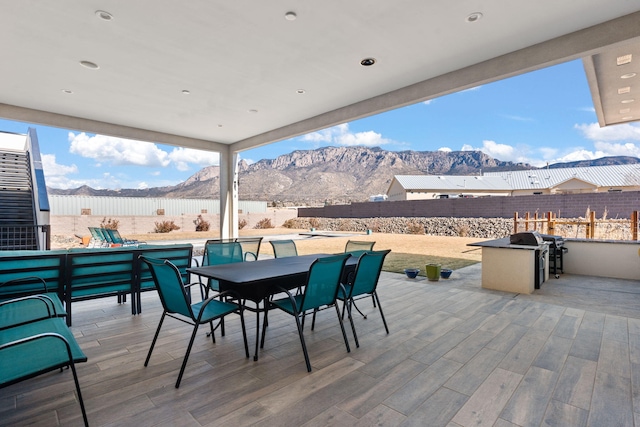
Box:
[219,147,239,239]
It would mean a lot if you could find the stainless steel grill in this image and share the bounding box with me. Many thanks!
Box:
[540,234,567,278]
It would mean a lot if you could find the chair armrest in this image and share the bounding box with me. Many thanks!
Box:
[1,276,50,293]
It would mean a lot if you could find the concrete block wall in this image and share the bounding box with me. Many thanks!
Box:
[299,191,640,219]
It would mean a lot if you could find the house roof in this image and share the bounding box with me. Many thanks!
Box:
[0,3,639,154]
[392,175,513,192]
[392,164,640,193]
[484,164,640,190]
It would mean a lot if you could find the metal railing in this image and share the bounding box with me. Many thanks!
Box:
[0,224,50,250]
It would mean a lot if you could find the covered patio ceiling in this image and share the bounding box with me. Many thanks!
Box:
[1,1,639,154]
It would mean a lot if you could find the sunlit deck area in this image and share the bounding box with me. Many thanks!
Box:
[3,264,640,426]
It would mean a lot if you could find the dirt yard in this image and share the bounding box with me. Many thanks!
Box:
[55,227,483,262]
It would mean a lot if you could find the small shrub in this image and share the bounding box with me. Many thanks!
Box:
[238,218,248,230]
[154,220,180,233]
[193,215,210,232]
[282,219,297,229]
[100,217,119,230]
[456,224,470,237]
[308,218,321,228]
[338,219,352,231]
[254,218,274,229]
[407,222,424,234]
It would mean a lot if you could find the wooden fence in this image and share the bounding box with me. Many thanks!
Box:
[514,211,639,240]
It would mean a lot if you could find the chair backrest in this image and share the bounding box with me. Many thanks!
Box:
[96,228,113,244]
[349,249,391,297]
[104,229,124,244]
[300,254,350,312]
[270,239,298,258]
[137,244,194,291]
[140,256,194,318]
[88,227,101,240]
[236,237,263,261]
[344,240,375,257]
[203,240,244,267]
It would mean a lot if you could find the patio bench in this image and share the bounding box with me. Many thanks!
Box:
[0,244,194,326]
[0,296,89,425]
[0,250,67,323]
[65,246,138,325]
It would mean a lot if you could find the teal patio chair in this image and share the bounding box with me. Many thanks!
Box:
[264,253,351,372]
[194,240,245,337]
[344,240,375,257]
[270,239,298,258]
[235,237,263,261]
[0,277,65,329]
[103,228,141,246]
[0,296,89,426]
[337,249,391,347]
[140,256,249,388]
[88,226,109,247]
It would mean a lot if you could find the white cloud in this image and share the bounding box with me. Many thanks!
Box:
[41,154,78,177]
[462,140,530,163]
[301,123,392,147]
[41,154,80,189]
[69,132,170,167]
[423,99,434,105]
[575,122,640,141]
[437,147,452,152]
[502,114,535,122]
[168,147,220,171]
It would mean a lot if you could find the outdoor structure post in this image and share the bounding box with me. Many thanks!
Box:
[219,147,239,239]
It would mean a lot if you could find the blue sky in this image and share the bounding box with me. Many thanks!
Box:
[1,59,640,190]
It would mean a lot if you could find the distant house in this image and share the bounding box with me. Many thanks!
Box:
[386,175,512,201]
[386,164,640,201]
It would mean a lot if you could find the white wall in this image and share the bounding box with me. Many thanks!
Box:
[563,239,640,280]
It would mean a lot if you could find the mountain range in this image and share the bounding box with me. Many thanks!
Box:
[48,147,640,205]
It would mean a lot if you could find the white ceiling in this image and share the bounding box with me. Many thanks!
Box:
[1,1,639,154]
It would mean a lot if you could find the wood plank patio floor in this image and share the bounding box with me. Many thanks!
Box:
[3,263,640,426]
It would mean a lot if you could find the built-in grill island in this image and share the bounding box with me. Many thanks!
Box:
[468,231,550,294]
[510,231,549,289]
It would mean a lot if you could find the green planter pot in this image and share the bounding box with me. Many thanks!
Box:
[426,263,441,281]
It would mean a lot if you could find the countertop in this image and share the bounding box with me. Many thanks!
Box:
[467,237,549,250]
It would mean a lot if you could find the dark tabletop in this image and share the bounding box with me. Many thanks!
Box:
[188,254,356,302]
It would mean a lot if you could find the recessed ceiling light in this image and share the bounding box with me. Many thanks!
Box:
[617,54,632,65]
[284,11,297,21]
[622,116,633,120]
[465,12,483,23]
[621,72,637,79]
[620,108,631,114]
[248,109,258,113]
[181,90,190,95]
[618,87,631,94]
[61,89,73,94]
[621,99,635,104]
[79,60,99,69]
[360,58,376,67]
[296,89,305,94]
[95,10,113,21]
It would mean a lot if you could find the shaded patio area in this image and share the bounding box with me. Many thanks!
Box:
[3,264,640,426]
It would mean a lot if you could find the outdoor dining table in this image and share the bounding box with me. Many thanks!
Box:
[187,253,357,361]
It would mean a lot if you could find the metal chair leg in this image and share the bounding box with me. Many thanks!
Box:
[176,323,200,388]
[145,312,166,366]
